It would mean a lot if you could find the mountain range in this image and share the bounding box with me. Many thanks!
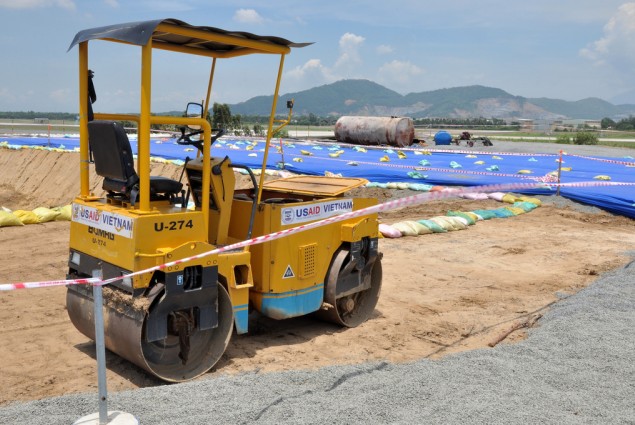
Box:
[230,79,635,120]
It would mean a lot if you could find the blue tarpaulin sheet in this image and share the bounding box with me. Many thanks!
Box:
[3,135,634,218]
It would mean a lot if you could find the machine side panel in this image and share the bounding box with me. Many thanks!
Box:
[243,196,379,319]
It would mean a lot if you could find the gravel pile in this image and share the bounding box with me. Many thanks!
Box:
[1,257,633,424]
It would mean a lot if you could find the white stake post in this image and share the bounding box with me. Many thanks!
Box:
[92,270,108,424]
[73,270,138,425]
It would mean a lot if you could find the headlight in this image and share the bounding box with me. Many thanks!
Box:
[70,251,81,265]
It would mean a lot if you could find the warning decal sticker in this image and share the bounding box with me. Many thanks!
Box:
[283,265,295,279]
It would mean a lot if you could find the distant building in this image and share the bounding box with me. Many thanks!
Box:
[517,119,534,131]
[551,119,601,130]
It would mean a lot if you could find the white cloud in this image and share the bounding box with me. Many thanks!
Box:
[286,59,337,85]
[104,0,119,8]
[285,32,372,91]
[376,44,393,55]
[233,8,264,24]
[0,0,75,9]
[580,2,635,71]
[335,33,365,70]
[378,60,423,85]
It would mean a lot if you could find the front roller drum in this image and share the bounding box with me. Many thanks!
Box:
[66,283,234,382]
[316,247,382,328]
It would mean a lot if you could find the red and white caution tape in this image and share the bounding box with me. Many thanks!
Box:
[0,277,100,292]
[566,154,635,167]
[303,139,556,158]
[1,180,634,291]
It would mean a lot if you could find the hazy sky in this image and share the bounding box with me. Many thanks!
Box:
[1,0,635,113]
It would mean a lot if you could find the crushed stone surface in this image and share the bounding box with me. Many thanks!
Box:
[1,258,633,424]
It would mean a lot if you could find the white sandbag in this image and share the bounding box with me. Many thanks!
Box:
[487,192,506,201]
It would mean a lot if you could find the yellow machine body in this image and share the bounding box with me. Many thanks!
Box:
[228,177,378,319]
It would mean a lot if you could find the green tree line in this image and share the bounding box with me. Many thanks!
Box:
[601,116,635,131]
[0,111,77,120]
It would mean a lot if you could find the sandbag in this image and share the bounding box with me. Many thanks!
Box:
[504,206,526,216]
[447,211,475,225]
[471,209,497,220]
[487,192,506,201]
[409,183,434,192]
[491,208,515,218]
[443,216,468,230]
[33,207,61,223]
[463,211,481,222]
[512,201,538,212]
[430,216,458,231]
[501,193,519,204]
[518,196,542,206]
[460,192,489,200]
[412,221,433,235]
[54,205,73,221]
[417,219,447,233]
[0,211,24,227]
[12,210,40,225]
[392,221,419,236]
[379,223,402,238]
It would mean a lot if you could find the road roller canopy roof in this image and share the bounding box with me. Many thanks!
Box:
[68,18,312,57]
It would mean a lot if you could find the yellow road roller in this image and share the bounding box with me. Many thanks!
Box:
[66,19,382,382]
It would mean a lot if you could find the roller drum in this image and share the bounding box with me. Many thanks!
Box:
[66,283,234,382]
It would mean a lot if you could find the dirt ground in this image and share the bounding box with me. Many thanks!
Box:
[0,147,634,405]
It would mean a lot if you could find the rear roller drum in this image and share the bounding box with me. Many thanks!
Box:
[66,283,234,382]
[316,247,382,328]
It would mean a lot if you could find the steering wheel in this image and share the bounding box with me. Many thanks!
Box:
[176,127,226,151]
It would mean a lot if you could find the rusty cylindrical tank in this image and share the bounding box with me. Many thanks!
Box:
[334,116,415,147]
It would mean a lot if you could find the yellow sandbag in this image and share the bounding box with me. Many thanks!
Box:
[518,196,542,206]
[443,216,468,230]
[399,220,432,235]
[463,211,481,222]
[33,207,61,223]
[12,210,39,225]
[430,216,457,231]
[502,193,519,204]
[0,211,24,227]
[54,205,72,221]
[392,221,419,236]
[504,206,526,216]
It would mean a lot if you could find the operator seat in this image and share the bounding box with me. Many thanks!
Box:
[88,120,183,205]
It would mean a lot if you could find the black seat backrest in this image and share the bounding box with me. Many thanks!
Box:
[88,120,138,188]
[88,120,183,205]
